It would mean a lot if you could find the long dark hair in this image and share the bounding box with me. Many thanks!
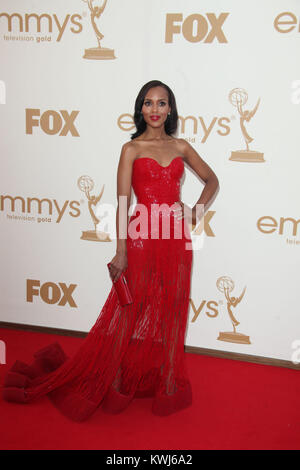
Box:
[130,80,178,140]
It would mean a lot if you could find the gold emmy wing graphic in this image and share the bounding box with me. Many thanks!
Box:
[216,276,251,344]
[229,88,264,162]
[77,175,111,242]
[82,0,116,60]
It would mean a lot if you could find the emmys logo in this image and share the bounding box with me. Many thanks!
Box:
[0,80,6,104]
[229,88,264,162]
[189,298,219,321]
[26,109,79,137]
[1,2,116,58]
[216,276,250,344]
[26,279,77,307]
[0,12,83,42]
[118,113,231,143]
[257,215,300,246]
[77,175,112,241]
[1,194,81,223]
[274,12,300,34]
[82,0,116,59]
[0,340,6,365]
[165,13,229,43]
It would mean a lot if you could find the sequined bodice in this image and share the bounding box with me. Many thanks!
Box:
[131,157,184,206]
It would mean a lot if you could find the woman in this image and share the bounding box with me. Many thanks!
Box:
[2,80,219,422]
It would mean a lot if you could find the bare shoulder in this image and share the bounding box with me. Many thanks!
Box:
[172,137,191,160]
[172,137,218,182]
[119,140,138,165]
[121,140,137,155]
[173,137,210,167]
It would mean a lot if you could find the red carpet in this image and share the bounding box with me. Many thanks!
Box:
[0,327,299,450]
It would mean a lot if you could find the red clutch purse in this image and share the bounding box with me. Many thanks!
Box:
[107,263,133,306]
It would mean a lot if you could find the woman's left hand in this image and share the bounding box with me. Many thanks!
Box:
[173,200,197,228]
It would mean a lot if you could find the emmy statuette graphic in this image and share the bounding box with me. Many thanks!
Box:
[77,175,111,242]
[216,276,251,344]
[82,0,116,60]
[229,88,264,162]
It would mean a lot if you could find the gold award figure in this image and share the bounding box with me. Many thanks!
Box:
[216,276,251,344]
[229,88,264,162]
[77,175,111,242]
[82,0,116,60]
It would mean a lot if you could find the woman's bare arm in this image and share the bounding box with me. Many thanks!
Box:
[109,142,136,281]
[176,139,219,228]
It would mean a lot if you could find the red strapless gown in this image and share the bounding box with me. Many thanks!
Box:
[2,156,193,421]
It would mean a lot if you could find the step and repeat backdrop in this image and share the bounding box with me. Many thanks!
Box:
[0,0,299,364]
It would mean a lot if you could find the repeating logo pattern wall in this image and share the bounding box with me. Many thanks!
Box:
[0,0,298,365]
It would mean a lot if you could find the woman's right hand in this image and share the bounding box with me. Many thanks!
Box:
[108,252,128,282]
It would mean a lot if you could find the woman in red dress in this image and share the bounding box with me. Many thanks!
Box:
[2,80,219,422]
